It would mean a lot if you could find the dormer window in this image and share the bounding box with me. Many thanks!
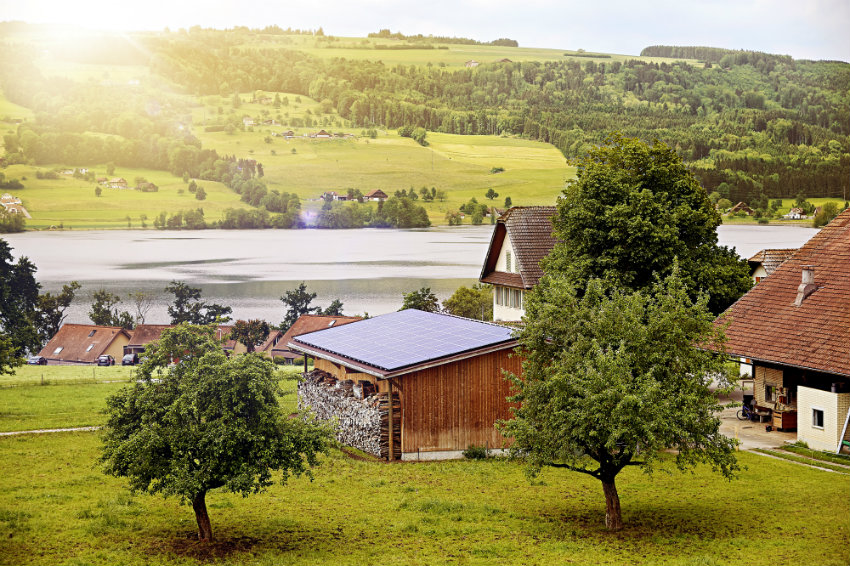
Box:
[505,250,512,272]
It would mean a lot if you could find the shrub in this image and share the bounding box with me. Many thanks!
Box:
[462,445,489,460]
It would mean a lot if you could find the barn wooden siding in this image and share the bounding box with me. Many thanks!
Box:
[395,348,522,454]
[312,348,522,455]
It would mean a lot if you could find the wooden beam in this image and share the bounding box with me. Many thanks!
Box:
[388,379,395,461]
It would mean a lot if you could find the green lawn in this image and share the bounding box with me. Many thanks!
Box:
[0,365,301,432]
[0,432,846,565]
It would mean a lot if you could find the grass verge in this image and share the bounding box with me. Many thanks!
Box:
[753,449,850,474]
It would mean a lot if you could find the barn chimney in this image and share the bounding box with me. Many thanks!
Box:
[794,265,817,306]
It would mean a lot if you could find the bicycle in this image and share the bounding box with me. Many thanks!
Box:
[736,403,757,421]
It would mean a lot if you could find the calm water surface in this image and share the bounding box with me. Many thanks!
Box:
[3,224,819,324]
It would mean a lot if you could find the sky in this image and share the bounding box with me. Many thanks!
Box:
[1,0,848,61]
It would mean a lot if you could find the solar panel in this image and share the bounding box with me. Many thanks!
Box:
[293,309,515,372]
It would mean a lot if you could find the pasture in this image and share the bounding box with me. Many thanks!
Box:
[3,163,251,230]
[0,364,847,565]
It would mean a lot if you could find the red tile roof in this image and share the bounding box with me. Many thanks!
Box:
[748,248,797,277]
[272,315,362,356]
[38,324,131,363]
[716,209,850,376]
[127,324,172,347]
[479,206,557,289]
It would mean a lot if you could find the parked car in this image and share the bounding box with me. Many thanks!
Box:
[122,353,139,366]
[96,355,115,366]
[27,355,47,365]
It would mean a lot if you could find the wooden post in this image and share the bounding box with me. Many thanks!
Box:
[303,353,308,376]
[388,380,395,461]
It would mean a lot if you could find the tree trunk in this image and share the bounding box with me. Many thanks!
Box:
[192,492,213,542]
[601,479,623,531]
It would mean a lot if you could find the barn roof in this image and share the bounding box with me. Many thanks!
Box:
[479,206,557,289]
[716,208,850,376]
[289,309,516,378]
[38,324,130,363]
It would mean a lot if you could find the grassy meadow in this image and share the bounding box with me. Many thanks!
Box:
[0,363,848,565]
[2,163,252,230]
[0,431,846,566]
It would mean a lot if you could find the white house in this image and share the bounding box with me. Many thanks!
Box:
[479,206,557,321]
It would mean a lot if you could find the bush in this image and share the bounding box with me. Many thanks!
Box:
[462,445,489,460]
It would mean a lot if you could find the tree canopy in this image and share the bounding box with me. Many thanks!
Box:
[100,324,331,541]
[442,284,493,320]
[165,280,232,325]
[545,134,752,314]
[279,282,344,330]
[229,319,271,352]
[500,271,738,530]
[89,289,134,330]
[399,287,440,313]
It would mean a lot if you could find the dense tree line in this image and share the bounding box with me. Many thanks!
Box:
[2,27,848,207]
[141,32,849,202]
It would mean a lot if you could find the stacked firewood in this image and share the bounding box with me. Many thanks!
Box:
[298,370,383,457]
[379,392,401,461]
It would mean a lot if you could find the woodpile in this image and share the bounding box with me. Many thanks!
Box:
[298,370,384,458]
[379,392,401,461]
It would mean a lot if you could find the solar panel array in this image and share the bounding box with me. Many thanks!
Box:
[293,309,515,371]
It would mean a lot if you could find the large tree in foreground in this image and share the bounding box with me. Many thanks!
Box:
[500,271,738,531]
[101,324,331,541]
[545,133,751,314]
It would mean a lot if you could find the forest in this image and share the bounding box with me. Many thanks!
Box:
[1,25,848,213]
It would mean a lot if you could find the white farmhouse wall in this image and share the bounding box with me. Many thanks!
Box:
[496,238,516,272]
[797,386,850,452]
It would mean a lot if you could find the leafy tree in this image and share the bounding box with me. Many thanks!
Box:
[545,134,751,314]
[0,210,26,233]
[319,299,344,316]
[280,282,321,330]
[95,186,102,197]
[165,281,232,325]
[485,188,499,200]
[399,287,440,312]
[504,196,512,208]
[500,272,738,531]
[100,324,331,541]
[0,332,22,376]
[195,186,207,201]
[716,198,732,210]
[813,201,840,227]
[36,281,81,343]
[229,319,271,353]
[89,289,135,330]
[0,239,41,355]
[442,284,492,320]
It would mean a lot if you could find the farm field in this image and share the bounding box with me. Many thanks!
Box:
[0,365,301,432]
[0,430,846,566]
[2,163,252,230]
[193,125,571,222]
[720,197,848,225]
[236,34,700,68]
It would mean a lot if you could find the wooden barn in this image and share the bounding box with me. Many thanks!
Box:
[289,309,521,460]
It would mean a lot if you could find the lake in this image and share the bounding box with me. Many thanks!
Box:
[2,224,820,325]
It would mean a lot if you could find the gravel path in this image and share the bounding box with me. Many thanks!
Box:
[0,426,101,436]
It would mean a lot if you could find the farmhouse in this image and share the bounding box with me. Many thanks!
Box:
[38,324,131,364]
[479,206,557,321]
[716,209,850,452]
[748,248,797,284]
[108,177,128,189]
[727,202,754,215]
[123,324,245,355]
[364,189,388,201]
[289,309,521,460]
[465,60,479,68]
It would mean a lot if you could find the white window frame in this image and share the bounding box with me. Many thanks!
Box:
[811,407,825,430]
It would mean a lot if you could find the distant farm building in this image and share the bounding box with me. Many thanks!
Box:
[748,248,797,284]
[364,189,388,201]
[465,60,480,68]
[38,324,131,364]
